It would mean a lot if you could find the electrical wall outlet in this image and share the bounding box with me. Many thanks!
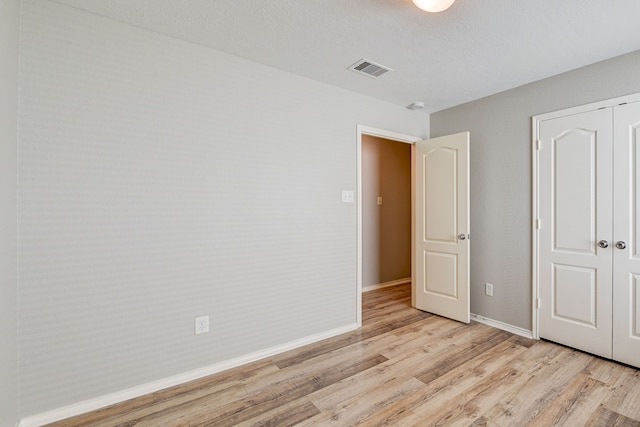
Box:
[485,283,494,297]
[195,315,210,335]
[342,190,354,203]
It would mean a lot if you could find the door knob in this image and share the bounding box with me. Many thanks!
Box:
[598,240,609,248]
[616,241,627,250]
[458,234,467,241]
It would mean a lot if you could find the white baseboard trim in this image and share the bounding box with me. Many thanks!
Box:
[470,313,534,339]
[362,277,411,292]
[18,323,359,427]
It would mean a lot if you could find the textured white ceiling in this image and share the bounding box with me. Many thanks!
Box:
[52,0,640,113]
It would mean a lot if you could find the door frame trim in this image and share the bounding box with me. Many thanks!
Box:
[356,125,422,327]
[531,92,640,340]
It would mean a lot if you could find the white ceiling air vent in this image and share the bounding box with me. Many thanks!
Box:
[348,58,393,78]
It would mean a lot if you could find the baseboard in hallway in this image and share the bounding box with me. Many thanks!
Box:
[362,277,411,292]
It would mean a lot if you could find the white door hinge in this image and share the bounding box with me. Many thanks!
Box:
[536,219,541,230]
[536,139,542,150]
[536,298,541,309]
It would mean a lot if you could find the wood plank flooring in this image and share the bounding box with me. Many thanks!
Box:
[48,284,640,426]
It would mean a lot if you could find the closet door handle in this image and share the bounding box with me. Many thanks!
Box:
[616,241,627,250]
[598,240,609,248]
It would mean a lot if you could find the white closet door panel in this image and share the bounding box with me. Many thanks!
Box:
[539,109,613,358]
[553,264,597,327]
[553,130,597,253]
[613,101,640,367]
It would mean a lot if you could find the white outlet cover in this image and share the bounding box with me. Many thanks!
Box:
[342,190,354,203]
[485,283,494,297]
[195,315,210,335]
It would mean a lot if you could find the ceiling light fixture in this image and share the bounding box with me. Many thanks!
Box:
[412,0,455,13]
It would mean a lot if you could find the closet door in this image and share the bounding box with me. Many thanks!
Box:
[538,109,613,359]
[613,101,640,367]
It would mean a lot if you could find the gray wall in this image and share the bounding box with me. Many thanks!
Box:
[17,0,427,418]
[0,0,20,425]
[362,135,412,287]
[430,49,640,330]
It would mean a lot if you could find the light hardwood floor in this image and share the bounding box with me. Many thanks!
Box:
[49,284,640,426]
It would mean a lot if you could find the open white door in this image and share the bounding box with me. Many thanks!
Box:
[414,132,470,323]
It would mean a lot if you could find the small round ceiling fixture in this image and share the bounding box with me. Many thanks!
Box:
[412,0,456,13]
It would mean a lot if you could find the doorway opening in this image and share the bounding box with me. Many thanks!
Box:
[361,135,412,292]
[356,126,421,326]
